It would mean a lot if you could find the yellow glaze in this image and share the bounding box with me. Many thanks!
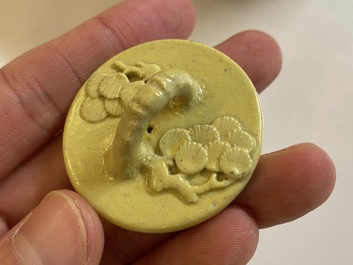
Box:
[63,39,263,233]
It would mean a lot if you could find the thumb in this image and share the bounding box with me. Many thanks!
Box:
[0,190,104,265]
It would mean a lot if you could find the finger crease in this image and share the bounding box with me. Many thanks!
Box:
[46,43,84,85]
[1,66,63,136]
[93,15,125,51]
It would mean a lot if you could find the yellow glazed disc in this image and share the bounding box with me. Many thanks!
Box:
[63,39,263,233]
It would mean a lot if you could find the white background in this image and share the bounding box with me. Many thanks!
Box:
[1,0,352,264]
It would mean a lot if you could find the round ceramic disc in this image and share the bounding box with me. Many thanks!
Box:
[63,39,263,233]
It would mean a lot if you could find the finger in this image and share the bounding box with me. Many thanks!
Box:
[0,0,195,180]
[215,30,282,93]
[235,143,336,228]
[100,222,175,264]
[134,206,258,265]
[0,135,71,227]
[0,190,104,265]
[0,141,335,230]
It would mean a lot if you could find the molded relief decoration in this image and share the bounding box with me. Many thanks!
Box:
[80,61,161,122]
[78,61,256,203]
[146,116,256,203]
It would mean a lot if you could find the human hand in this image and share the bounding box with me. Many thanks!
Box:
[0,0,335,264]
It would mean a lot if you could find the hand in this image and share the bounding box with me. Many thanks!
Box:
[0,0,335,264]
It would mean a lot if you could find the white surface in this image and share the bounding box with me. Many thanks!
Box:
[1,0,352,264]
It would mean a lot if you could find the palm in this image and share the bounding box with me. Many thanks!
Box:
[0,0,335,264]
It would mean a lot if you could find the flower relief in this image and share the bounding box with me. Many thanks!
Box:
[146,116,257,203]
[80,61,162,123]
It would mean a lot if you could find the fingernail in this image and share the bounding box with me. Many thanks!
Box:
[12,191,86,265]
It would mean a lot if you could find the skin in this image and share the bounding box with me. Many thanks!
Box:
[0,0,336,264]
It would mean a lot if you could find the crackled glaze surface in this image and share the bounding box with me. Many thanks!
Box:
[63,40,263,233]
